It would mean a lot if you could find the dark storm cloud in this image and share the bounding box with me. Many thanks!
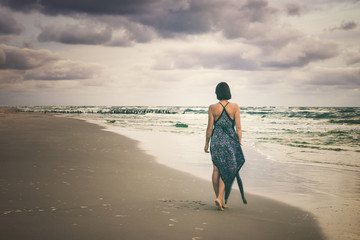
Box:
[88,16,157,46]
[38,23,112,45]
[213,0,277,39]
[0,7,23,34]
[0,0,157,15]
[241,0,276,22]
[329,21,357,31]
[22,39,36,49]
[285,3,303,16]
[0,0,279,39]
[262,41,339,68]
[0,44,104,81]
[340,21,357,30]
[155,2,212,36]
[24,60,103,80]
[0,44,58,70]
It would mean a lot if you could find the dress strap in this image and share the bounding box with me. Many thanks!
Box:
[219,102,229,108]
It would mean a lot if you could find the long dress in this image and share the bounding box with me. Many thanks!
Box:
[210,102,247,204]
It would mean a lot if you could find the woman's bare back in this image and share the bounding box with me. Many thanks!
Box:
[210,102,238,122]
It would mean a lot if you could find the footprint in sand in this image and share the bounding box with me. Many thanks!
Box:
[169,218,178,223]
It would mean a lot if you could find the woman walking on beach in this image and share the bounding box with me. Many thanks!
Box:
[204,82,247,211]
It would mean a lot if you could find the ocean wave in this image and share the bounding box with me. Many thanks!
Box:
[99,107,177,114]
[329,119,360,124]
[243,107,360,121]
[245,111,275,115]
[175,123,189,128]
[182,108,207,114]
[19,106,360,120]
[286,144,347,152]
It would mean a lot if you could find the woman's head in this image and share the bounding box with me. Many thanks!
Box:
[215,82,231,100]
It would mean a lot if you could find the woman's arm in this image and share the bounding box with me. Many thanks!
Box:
[234,104,242,145]
[204,105,214,153]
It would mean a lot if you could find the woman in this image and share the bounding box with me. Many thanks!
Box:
[204,82,247,211]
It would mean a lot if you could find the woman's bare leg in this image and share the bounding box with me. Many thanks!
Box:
[213,165,227,210]
[212,164,219,197]
[216,177,226,208]
[212,165,222,210]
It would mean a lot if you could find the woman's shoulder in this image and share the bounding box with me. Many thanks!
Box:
[228,102,239,109]
[208,103,218,110]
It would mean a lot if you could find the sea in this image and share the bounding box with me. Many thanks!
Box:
[19,105,360,240]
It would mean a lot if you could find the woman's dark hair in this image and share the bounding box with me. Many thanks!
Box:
[215,82,231,100]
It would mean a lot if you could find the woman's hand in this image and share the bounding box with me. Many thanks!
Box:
[204,143,210,153]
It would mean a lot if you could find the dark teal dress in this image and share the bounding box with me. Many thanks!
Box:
[210,102,247,204]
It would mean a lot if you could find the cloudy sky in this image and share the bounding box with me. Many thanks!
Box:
[0,0,359,106]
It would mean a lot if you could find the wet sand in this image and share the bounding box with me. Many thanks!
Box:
[0,110,325,240]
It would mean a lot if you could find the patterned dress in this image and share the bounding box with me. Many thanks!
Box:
[210,102,247,204]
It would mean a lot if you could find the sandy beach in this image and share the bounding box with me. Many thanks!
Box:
[0,109,325,240]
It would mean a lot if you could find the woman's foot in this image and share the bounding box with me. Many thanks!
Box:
[222,203,228,209]
[215,198,224,211]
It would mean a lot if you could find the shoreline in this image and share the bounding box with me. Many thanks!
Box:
[0,111,326,239]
